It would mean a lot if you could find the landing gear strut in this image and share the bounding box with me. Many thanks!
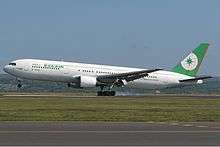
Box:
[16,79,22,88]
[17,83,22,88]
[67,83,71,87]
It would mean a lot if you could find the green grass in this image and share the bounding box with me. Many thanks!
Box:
[0,95,220,122]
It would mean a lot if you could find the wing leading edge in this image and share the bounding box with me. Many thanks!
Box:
[97,69,162,86]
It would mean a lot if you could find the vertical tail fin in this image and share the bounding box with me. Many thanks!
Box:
[171,43,209,77]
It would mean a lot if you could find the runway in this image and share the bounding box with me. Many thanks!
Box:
[0,122,220,145]
[3,93,220,99]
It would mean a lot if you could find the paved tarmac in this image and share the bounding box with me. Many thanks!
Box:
[2,94,220,99]
[0,122,220,145]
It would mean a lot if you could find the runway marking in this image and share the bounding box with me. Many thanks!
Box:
[147,121,155,123]
[196,125,208,128]
[170,122,179,126]
[0,130,220,133]
[158,122,166,124]
[183,124,194,127]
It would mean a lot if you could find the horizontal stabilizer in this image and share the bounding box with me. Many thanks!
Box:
[179,76,212,83]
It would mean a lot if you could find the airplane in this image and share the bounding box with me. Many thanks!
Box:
[3,43,212,96]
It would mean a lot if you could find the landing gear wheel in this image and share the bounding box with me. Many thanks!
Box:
[17,83,22,88]
[97,91,116,96]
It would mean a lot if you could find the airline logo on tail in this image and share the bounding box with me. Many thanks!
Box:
[172,43,209,77]
[181,53,198,71]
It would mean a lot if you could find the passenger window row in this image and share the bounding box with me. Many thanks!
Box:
[80,69,116,74]
[32,66,60,70]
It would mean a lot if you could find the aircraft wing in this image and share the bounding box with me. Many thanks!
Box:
[97,68,162,86]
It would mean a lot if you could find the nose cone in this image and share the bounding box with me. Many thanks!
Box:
[3,65,10,73]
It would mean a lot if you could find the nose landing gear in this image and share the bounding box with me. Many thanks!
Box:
[16,79,22,88]
[17,83,22,88]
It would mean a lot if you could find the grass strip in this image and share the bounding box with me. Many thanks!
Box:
[0,96,220,122]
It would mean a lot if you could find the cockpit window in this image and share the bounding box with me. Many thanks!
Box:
[9,63,16,66]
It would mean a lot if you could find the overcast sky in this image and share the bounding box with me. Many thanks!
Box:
[0,0,220,75]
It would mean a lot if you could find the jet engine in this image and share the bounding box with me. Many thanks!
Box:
[68,76,97,88]
[80,76,97,88]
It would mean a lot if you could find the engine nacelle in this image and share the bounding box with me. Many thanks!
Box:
[80,76,97,88]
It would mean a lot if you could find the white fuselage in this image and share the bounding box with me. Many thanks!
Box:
[3,59,192,90]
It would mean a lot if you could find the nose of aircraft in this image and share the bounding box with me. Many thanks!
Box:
[3,65,10,73]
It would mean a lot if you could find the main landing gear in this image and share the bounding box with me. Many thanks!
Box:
[97,91,116,96]
[97,85,116,96]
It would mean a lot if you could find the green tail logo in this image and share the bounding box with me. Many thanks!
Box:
[172,43,209,77]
